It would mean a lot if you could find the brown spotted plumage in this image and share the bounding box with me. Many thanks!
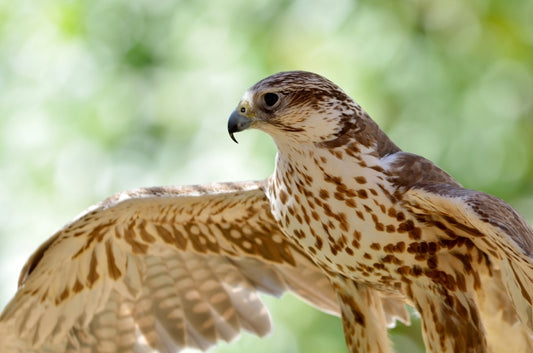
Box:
[1,71,532,353]
[228,71,533,353]
[1,182,346,352]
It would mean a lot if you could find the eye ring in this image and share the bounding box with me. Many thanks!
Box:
[240,107,246,113]
[263,92,279,108]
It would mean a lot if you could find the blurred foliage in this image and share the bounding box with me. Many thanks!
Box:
[0,0,532,352]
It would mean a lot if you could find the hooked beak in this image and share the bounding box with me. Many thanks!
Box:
[227,110,252,143]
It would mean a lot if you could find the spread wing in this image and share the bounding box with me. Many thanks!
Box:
[0,181,340,353]
[401,182,533,344]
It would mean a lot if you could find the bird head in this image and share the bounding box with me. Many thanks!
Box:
[228,71,361,147]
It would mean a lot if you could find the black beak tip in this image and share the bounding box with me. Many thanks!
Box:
[229,132,239,144]
[227,110,251,144]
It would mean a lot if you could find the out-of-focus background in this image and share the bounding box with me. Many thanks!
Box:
[0,0,532,352]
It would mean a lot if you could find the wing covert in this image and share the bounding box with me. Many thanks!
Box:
[401,182,533,335]
[0,181,338,352]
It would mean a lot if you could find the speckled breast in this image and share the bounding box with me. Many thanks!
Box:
[266,148,484,295]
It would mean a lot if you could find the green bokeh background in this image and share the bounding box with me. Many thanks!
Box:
[1,0,532,352]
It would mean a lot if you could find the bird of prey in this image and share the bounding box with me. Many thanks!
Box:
[1,71,533,353]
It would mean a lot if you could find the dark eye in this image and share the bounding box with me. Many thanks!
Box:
[263,93,279,107]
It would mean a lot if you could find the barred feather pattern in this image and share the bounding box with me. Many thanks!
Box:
[0,180,408,352]
[0,181,337,352]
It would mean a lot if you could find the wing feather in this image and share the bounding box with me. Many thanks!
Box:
[0,181,336,352]
[1,179,409,352]
[401,182,533,344]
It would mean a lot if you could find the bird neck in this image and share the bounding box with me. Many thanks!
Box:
[271,138,392,195]
[268,114,401,205]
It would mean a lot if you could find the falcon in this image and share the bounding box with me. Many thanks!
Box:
[1,71,532,353]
